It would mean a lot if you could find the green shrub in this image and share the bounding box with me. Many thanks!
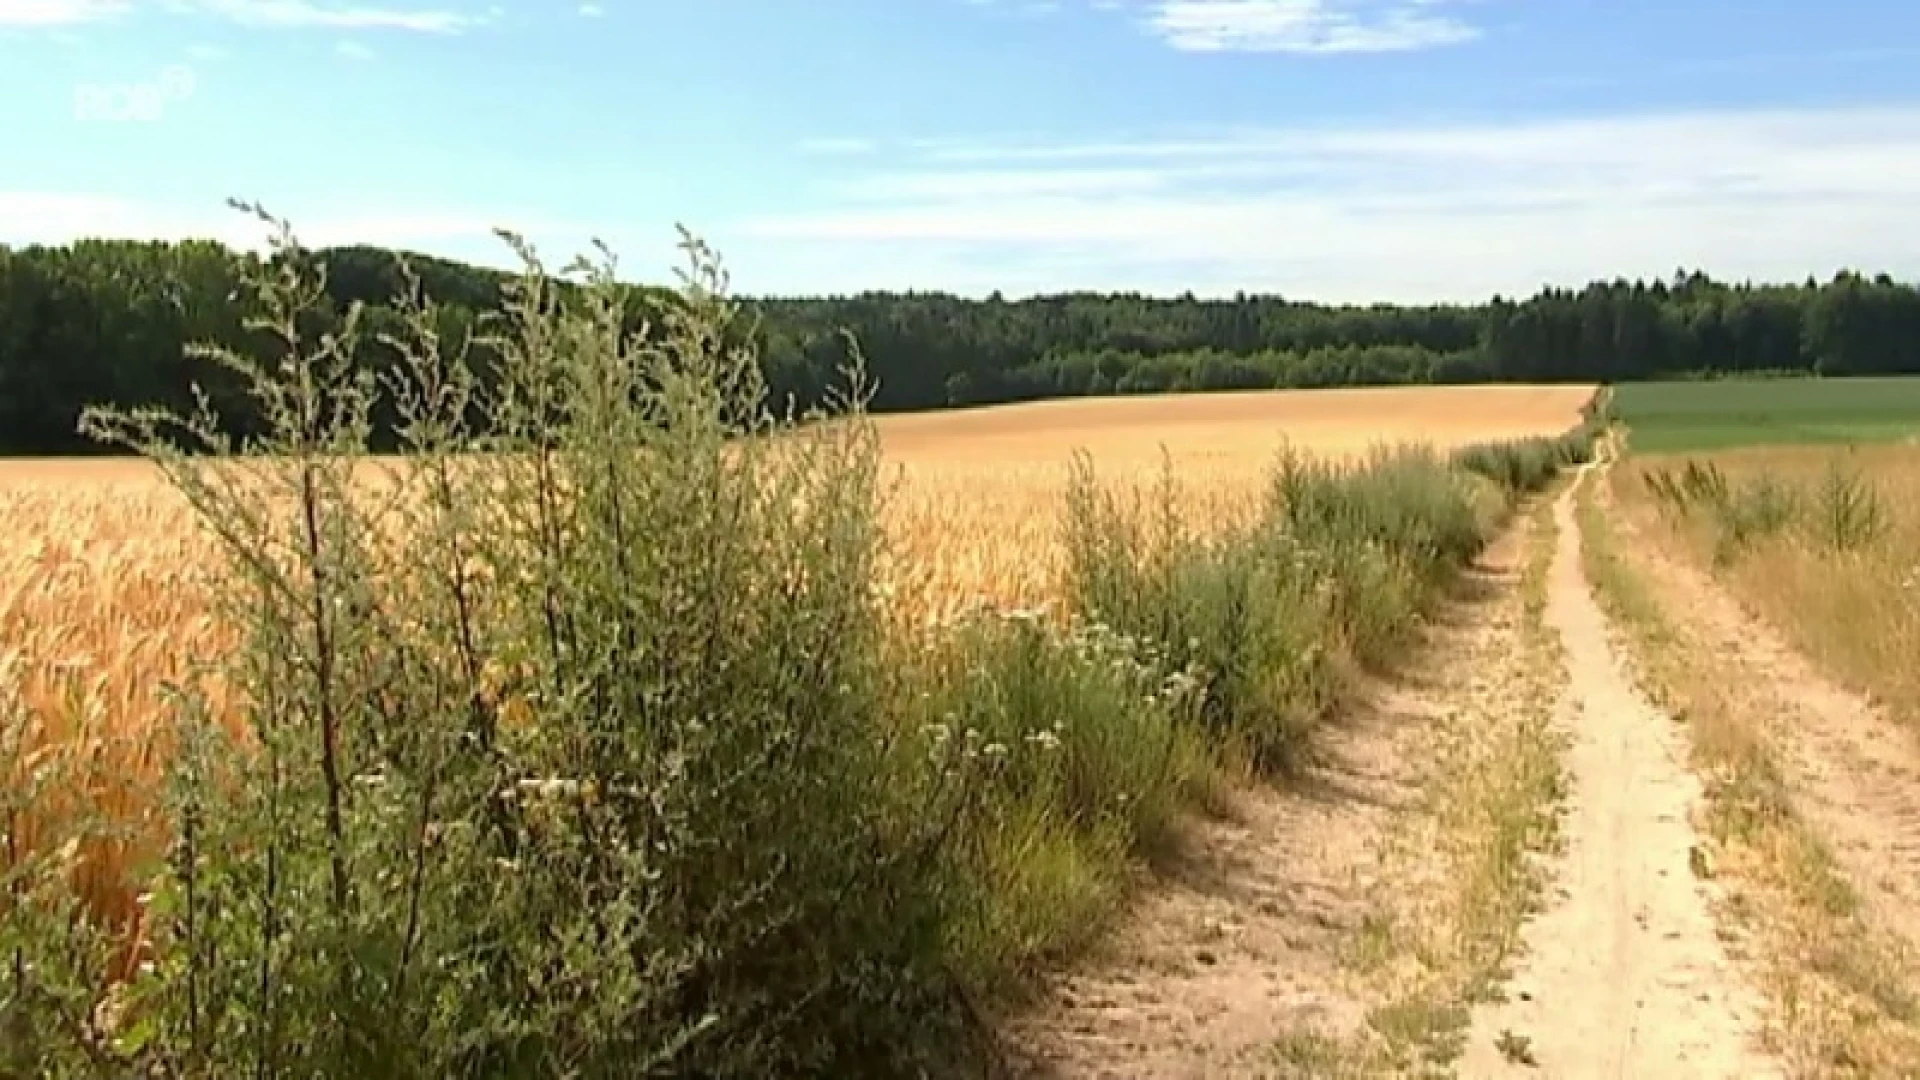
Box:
[907,610,1210,987]
[1064,452,1335,770]
[1644,459,1766,564]
[1274,443,1488,592]
[66,206,972,1078]
[1451,422,1597,499]
[1728,474,1802,548]
[5,207,1596,1079]
[1452,388,1609,498]
[1064,440,1517,774]
[1452,437,1563,495]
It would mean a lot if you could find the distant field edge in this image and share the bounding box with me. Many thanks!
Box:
[1609,375,1920,453]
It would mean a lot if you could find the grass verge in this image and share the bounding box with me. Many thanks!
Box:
[1622,442,1920,721]
[1269,479,1569,1076]
[1578,454,1920,1076]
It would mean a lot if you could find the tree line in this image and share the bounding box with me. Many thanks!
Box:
[3,235,1918,454]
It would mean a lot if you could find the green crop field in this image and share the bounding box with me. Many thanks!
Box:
[1612,377,1920,452]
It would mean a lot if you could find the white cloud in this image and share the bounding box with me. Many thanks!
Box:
[16,105,1920,304]
[733,106,1920,300]
[1141,0,1480,54]
[577,2,601,15]
[842,166,1179,200]
[1,0,487,31]
[187,0,483,32]
[0,0,127,26]
[334,36,371,56]
[961,0,1065,18]
[798,136,879,156]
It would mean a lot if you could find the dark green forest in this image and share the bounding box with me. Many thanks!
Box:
[4,235,1919,453]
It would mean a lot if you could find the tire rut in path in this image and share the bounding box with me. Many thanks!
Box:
[1615,489,1920,954]
[1460,465,1778,1079]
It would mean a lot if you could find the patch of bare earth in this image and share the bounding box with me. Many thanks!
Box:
[1459,464,1779,1079]
[1599,464,1920,1073]
[1000,500,1558,1079]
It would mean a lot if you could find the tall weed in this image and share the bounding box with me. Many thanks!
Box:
[1451,397,1601,498]
[1644,455,1886,563]
[1064,439,1531,774]
[1811,459,1888,553]
[59,205,971,1077]
[5,205,1595,1078]
[907,610,1210,987]
[1063,452,1334,769]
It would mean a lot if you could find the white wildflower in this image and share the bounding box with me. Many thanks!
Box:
[1026,730,1062,751]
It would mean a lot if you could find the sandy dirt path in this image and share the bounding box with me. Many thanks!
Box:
[1616,495,1920,957]
[1460,465,1778,1079]
[995,678,1440,1079]
[1000,502,1547,1078]
[1597,465,1920,1071]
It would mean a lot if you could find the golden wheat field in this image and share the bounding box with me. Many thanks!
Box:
[879,385,1595,621]
[0,384,1587,940]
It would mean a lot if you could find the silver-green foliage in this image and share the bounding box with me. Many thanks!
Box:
[64,202,965,1078]
[1063,440,1512,774]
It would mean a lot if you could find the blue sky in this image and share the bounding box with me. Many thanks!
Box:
[4,0,1920,300]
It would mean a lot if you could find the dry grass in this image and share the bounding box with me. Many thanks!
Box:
[1,384,1589,966]
[1584,451,1920,1075]
[1270,479,1569,1076]
[1614,442,1920,721]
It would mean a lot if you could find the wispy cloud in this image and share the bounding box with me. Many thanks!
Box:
[1141,0,1481,54]
[798,136,880,156]
[0,0,128,26]
[962,0,1066,18]
[335,37,372,57]
[735,106,1920,300]
[841,166,1182,200]
[2,0,488,31]
[186,0,485,33]
[577,2,602,16]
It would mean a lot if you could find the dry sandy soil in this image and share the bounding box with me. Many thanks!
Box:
[1457,464,1775,1079]
[1599,462,1920,1073]
[1625,519,1920,961]
[1003,451,1817,1079]
[1000,500,1551,1079]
